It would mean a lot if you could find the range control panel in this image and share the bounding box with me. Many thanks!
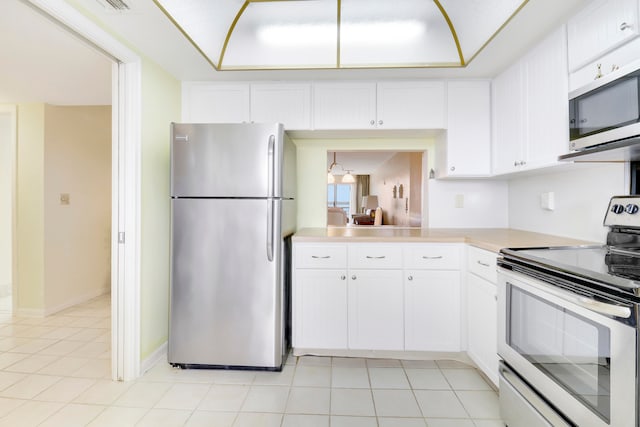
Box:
[604,196,640,227]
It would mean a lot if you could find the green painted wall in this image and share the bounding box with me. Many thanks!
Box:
[140,60,181,361]
[15,103,45,312]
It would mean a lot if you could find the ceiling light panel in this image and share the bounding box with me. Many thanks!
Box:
[340,0,459,67]
[222,0,338,69]
[439,0,527,63]
[154,0,245,68]
[153,0,532,70]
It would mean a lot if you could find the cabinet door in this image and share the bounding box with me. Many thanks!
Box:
[348,269,404,350]
[492,62,525,175]
[467,273,498,386]
[568,0,639,72]
[182,83,250,123]
[294,269,348,349]
[250,83,311,130]
[524,27,569,170]
[312,82,377,129]
[442,81,491,177]
[405,270,461,351]
[376,81,445,129]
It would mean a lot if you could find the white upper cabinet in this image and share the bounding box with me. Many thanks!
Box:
[568,0,639,72]
[312,81,444,130]
[492,27,569,175]
[492,62,525,175]
[182,83,250,123]
[376,81,445,129]
[524,27,570,169]
[250,83,312,130]
[437,81,491,178]
[312,82,377,129]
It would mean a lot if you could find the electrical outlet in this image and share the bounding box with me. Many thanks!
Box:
[541,192,555,211]
[60,193,70,205]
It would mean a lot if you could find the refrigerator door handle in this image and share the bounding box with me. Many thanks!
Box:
[267,200,274,262]
[267,135,275,198]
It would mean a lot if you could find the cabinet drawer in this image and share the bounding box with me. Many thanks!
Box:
[348,244,403,269]
[295,244,347,269]
[467,246,498,283]
[404,245,461,270]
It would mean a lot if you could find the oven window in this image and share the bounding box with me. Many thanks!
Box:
[507,286,611,423]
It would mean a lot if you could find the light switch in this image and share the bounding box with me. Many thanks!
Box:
[541,192,554,211]
[60,193,70,205]
[454,194,464,208]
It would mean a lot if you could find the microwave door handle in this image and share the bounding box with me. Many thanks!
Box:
[508,279,632,319]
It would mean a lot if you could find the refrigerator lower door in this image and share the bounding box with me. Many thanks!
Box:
[169,198,286,369]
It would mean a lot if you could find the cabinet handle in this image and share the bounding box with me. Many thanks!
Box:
[422,255,443,259]
[366,255,386,259]
[378,119,383,125]
[370,120,375,126]
[450,166,455,172]
[408,275,413,281]
[311,255,331,259]
[340,275,346,280]
[352,275,357,280]
[513,161,519,167]
[477,260,491,267]
[620,22,632,31]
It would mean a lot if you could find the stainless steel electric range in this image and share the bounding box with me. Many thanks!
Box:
[497,196,640,427]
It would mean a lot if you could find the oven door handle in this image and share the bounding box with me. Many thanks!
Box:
[508,279,632,319]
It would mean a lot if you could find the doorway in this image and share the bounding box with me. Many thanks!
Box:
[0,106,15,313]
[7,0,143,381]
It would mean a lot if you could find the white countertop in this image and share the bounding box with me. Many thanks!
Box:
[292,227,598,253]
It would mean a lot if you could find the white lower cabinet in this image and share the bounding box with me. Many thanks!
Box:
[405,270,461,351]
[348,269,404,350]
[294,269,348,349]
[293,242,463,354]
[466,247,499,386]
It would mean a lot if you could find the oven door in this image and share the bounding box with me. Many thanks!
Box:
[498,268,637,427]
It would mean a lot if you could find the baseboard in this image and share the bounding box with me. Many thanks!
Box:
[140,341,167,375]
[43,286,110,317]
[15,286,110,317]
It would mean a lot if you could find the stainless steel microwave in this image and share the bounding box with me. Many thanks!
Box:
[569,60,640,151]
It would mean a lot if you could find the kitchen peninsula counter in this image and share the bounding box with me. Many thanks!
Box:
[292,227,597,253]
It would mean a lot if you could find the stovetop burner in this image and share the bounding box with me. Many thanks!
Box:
[500,196,640,300]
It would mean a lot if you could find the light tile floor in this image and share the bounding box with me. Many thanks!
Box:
[0,294,505,426]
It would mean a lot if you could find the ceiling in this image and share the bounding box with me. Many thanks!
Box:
[1,0,588,105]
[328,151,398,175]
[0,0,112,105]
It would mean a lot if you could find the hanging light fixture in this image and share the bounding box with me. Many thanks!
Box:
[342,170,356,183]
[328,152,355,183]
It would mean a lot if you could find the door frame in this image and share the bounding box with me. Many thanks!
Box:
[0,105,17,314]
[27,0,142,381]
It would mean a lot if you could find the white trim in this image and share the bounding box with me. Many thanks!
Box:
[14,287,110,318]
[0,105,17,315]
[140,341,167,376]
[26,0,142,381]
[43,288,110,317]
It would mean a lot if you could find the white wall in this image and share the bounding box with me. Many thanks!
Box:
[0,111,12,297]
[428,179,509,228]
[508,163,627,242]
[44,105,111,313]
[370,152,422,226]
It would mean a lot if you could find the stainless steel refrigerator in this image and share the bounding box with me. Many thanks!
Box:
[168,123,296,371]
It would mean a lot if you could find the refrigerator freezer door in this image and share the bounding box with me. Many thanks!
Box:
[171,123,293,198]
[169,198,285,368]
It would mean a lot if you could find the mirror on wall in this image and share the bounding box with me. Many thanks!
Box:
[326,151,424,227]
